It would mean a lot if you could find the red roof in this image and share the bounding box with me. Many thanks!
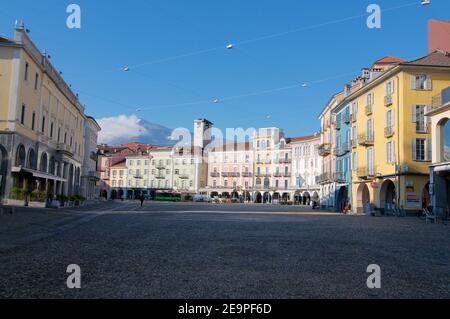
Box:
[402,50,450,67]
[372,56,405,66]
[116,142,159,151]
[289,133,320,143]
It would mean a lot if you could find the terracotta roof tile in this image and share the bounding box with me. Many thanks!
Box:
[402,50,450,67]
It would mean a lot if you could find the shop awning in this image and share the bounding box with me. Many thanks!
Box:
[11,166,67,182]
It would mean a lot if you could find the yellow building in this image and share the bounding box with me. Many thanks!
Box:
[0,25,90,205]
[349,51,450,215]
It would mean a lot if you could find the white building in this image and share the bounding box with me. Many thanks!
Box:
[80,116,101,200]
[290,134,322,205]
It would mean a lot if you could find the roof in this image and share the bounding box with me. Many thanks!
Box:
[289,133,321,143]
[110,159,126,168]
[401,50,450,67]
[117,142,160,151]
[372,56,405,66]
[0,36,14,44]
[210,142,252,152]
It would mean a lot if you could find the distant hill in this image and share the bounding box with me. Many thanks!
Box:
[97,115,175,147]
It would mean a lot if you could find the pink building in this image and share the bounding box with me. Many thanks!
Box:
[206,142,254,201]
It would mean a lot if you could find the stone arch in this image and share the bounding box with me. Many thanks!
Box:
[302,191,311,205]
[254,191,262,204]
[15,144,26,167]
[379,179,396,211]
[39,152,48,173]
[26,148,36,170]
[356,183,370,214]
[0,144,8,198]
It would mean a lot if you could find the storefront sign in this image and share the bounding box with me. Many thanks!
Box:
[405,193,421,209]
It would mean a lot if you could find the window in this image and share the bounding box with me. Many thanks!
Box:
[284,180,288,189]
[366,93,373,106]
[385,80,394,96]
[50,122,54,138]
[352,152,358,171]
[367,147,374,176]
[411,74,431,91]
[129,160,134,166]
[34,73,39,90]
[366,119,373,139]
[31,112,35,130]
[386,141,395,164]
[20,104,26,125]
[41,116,46,133]
[412,138,431,161]
[24,62,29,81]
[412,105,430,133]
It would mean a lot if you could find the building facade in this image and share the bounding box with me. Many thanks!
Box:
[0,25,93,205]
[291,134,321,205]
[349,51,450,215]
[428,86,450,216]
[80,116,101,200]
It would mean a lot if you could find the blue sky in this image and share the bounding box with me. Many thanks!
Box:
[0,0,449,138]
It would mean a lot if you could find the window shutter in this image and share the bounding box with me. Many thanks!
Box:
[425,75,432,90]
[412,139,417,161]
[385,143,389,163]
[391,80,395,94]
[392,141,396,164]
[426,138,432,161]
[411,105,417,123]
[425,105,432,124]
[411,75,417,90]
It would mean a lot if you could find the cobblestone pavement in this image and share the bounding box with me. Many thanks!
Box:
[0,201,449,299]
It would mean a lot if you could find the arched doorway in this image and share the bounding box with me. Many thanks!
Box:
[273,192,280,203]
[254,192,262,204]
[26,148,36,170]
[15,144,26,167]
[282,193,289,203]
[303,192,311,205]
[118,189,124,199]
[222,192,230,199]
[39,152,48,173]
[380,180,396,212]
[243,191,251,202]
[0,145,8,199]
[231,191,239,200]
[356,183,370,214]
[210,191,219,199]
[312,192,320,203]
[422,182,430,209]
[294,191,302,205]
[336,186,348,212]
[263,192,272,204]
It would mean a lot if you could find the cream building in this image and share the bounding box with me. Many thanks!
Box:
[81,116,101,200]
[428,86,450,216]
[0,25,93,206]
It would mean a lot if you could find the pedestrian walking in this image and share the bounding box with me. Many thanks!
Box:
[139,195,145,207]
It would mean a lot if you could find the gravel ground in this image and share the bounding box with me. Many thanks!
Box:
[0,201,449,299]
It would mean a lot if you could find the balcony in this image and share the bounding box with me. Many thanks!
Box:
[210,172,220,178]
[317,173,332,184]
[255,173,272,178]
[222,172,240,178]
[351,113,357,123]
[357,167,376,179]
[156,164,166,170]
[342,113,351,124]
[335,121,341,130]
[365,104,373,116]
[351,139,357,149]
[279,159,292,164]
[56,143,73,156]
[178,175,190,179]
[333,172,346,183]
[273,172,283,178]
[155,174,166,179]
[384,126,394,138]
[385,95,393,107]
[318,143,331,157]
[358,134,374,146]
[87,171,100,180]
[242,172,253,178]
[334,144,350,157]
[133,174,144,179]
[283,173,292,177]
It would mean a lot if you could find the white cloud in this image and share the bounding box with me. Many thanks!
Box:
[97,114,148,144]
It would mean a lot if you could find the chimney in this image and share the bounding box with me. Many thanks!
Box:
[428,20,450,53]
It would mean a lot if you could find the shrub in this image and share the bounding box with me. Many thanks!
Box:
[11,187,25,200]
[56,194,68,203]
[30,190,46,203]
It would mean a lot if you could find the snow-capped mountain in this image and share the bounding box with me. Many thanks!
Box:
[97,115,175,146]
